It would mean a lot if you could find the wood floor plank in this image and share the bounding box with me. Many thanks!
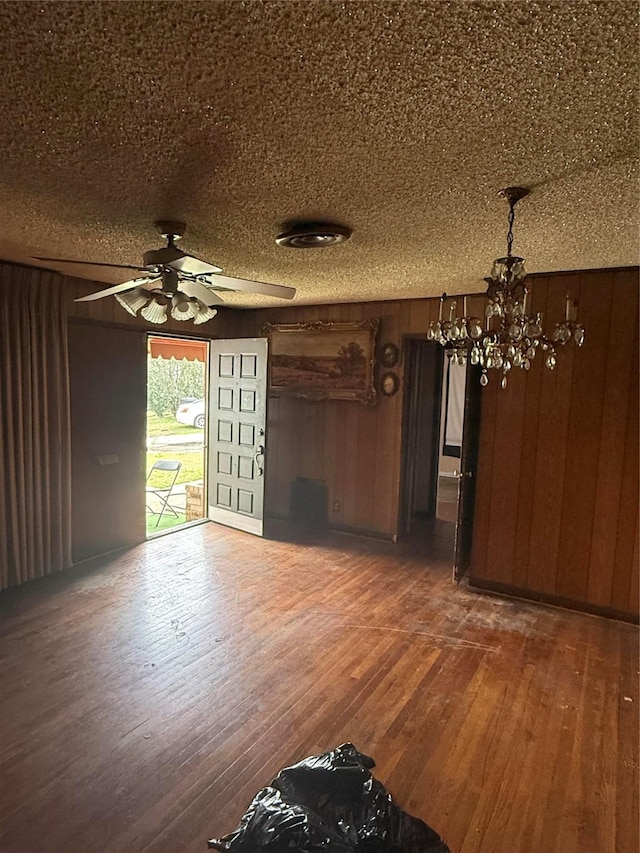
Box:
[0,521,637,853]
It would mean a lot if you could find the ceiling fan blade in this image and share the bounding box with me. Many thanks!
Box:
[34,256,152,272]
[205,273,296,300]
[74,277,159,302]
[170,254,223,275]
[178,280,225,304]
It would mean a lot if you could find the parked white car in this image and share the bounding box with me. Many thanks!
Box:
[175,398,205,429]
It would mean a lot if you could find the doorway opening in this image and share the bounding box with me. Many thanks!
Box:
[145,335,209,537]
[399,336,481,580]
[399,338,446,537]
[435,357,467,523]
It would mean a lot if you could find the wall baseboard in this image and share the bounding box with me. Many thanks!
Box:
[330,524,397,543]
[265,512,396,543]
[468,575,639,625]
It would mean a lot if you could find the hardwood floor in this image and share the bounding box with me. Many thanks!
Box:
[0,521,637,853]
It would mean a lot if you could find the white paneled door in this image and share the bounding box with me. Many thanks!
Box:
[208,338,267,536]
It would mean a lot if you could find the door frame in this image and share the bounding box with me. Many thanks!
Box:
[398,336,445,536]
[145,332,210,537]
[398,338,483,581]
[453,362,482,581]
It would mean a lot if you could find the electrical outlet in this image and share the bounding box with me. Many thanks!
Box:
[333,501,340,512]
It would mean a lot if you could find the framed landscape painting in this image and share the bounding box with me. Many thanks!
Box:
[263,318,379,403]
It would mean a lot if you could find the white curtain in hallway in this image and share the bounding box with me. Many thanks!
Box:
[444,360,466,448]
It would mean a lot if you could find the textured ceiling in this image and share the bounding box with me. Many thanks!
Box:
[0,0,637,308]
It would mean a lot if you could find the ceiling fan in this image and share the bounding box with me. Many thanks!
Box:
[34,221,296,324]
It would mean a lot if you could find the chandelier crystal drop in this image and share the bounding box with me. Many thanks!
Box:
[426,187,585,388]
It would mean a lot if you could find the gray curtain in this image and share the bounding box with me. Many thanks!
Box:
[0,263,72,588]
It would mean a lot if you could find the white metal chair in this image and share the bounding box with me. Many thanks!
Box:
[145,459,182,527]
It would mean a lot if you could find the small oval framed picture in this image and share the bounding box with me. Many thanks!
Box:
[380,371,399,397]
[380,342,399,368]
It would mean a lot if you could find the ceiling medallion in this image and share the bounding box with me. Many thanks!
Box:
[426,187,585,389]
[276,223,351,248]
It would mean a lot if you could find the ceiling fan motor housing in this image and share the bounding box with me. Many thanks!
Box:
[154,220,186,240]
[143,245,185,267]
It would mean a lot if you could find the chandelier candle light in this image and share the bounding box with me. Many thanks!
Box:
[427,187,585,388]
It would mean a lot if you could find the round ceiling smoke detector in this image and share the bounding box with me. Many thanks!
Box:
[275,223,351,248]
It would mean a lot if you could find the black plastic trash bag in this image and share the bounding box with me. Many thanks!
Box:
[208,742,450,852]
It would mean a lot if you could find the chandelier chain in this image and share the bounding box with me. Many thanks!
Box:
[506,203,515,258]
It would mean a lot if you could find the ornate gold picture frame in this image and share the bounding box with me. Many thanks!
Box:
[262,318,379,403]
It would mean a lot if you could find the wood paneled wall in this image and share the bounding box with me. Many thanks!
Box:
[7,260,637,616]
[239,269,638,617]
[69,323,147,563]
[470,268,638,618]
[239,298,464,537]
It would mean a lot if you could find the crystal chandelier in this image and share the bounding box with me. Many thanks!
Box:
[114,269,218,325]
[427,187,585,388]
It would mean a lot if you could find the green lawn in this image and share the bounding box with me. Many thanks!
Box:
[145,448,204,535]
[145,413,205,536]
[146,450,204,485]
[146,411,201,438]
[146,512,187,535]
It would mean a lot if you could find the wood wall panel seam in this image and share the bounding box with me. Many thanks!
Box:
[586,274,637,608]
[610,315,640,612]
[512,277,548,590]
[555,272,612,602]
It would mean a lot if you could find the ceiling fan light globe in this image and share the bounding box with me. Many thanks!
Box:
[193,300,218,325]
[141,297,169,324]
[170,292,199,320]
[115,287,151,316]
[170,307,190,321]
[114,294,139,317]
